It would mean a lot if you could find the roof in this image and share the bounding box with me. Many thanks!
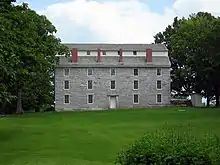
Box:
[63,43,168,52]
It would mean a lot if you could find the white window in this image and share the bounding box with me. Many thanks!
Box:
[134,68,139,76]
[156,94,162,103]
[87,68,93,76]
[133,94,139,104]
[110,68,116,76]
[64,80,69,90]
[133,80,139,90]
[102,51,106,55]
[157,80,162,90]
[88,94,93,104]
[133,51,137,55]
[64,68,70,76]
[86,51,90,55]
[110,80,116,90]
[64,95,70,104]
[157,68,162,76]
[88,80,93,90]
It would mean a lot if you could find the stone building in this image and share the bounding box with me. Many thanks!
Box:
[55,44,171,111]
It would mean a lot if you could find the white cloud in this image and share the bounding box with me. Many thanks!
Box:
[38,0,220,43]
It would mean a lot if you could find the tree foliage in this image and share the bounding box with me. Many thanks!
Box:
[154,12,220,106]
[0,0,69,113]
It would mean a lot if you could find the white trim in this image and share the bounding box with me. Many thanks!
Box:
[87,68,93,76]
[156,94,162,104]
[110,80,116,90]
[133,79,139,90]
[64,94,70,104]
[87,80,93,90]
[110,68,116,76]
[156,80,162,90]
[87,94,94,104]
[63,68,70,76]
[133,94,139,104]
[156,68,162,76]
[134,68,139,76]
[63,80,70,90]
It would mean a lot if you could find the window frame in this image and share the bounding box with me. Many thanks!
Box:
[110,80,116,90]
[134,68,139,76]
[87,94,94,104]
[86,51,91,55]
[133,94,139,104]
[156,68,162,76]
[102,51,106,55]
[63,80,70,90]
[156,94,162,103]
[87,68,93,76]
[63,68,70,76]
[133,80,139,90]
[64,94,70,104]
[87,80,93,90]
[156,80,162,90]
[110,68,116,76]
[133,51,137,55]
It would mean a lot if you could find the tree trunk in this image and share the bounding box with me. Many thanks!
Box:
[0,101,7,115]
[207,96,210,107]
[16,88,24,114]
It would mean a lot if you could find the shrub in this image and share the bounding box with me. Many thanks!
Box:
[116,129,220,165]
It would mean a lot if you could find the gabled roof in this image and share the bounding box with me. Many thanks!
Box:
[63,43,168,52]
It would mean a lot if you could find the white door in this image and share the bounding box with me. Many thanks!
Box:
[110,96,117,109]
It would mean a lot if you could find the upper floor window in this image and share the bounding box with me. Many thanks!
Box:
[133,80,139,90]
[86,51,90,55]
[64,80,69,90]
[102,51,106,55]
[87,68,93,76]
[111,68,116,76]
[88,80,93,90]
[64,95,70,104]
[64,68,70,76]
[117,50,121,55]
[157,80,162,90]
[133,51,137,55]
[157,68,162,76]
[134,68,139,76]
[110,80,116,90]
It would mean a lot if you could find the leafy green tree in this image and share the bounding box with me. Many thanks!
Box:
[0,0,69,113]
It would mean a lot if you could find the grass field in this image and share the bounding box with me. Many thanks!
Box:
[0,107,220,165]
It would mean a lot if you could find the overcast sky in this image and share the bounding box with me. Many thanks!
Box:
[16,0,220,43]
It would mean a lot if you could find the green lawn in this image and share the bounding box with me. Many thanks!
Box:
[0,107,220,165]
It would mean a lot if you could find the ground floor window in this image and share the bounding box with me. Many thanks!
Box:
[64,95,70,104]
[157,94,162,103]
[133,94,139,104]
[88,94,93,104]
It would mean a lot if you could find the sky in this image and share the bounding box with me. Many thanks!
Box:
[16,0,220,43]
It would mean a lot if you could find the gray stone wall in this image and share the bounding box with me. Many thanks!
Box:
[55,67,171,111]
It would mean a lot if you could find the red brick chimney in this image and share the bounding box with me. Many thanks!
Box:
[72,48,78,63]
[97,48,101,62]
[146,48,152,62]
[119,48,123,63]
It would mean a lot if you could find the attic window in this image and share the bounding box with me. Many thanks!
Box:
[86,51,90,55]
[133,51,137,55]
[102,51,106,55]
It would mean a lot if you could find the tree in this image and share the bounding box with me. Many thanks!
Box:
[155,12,220,107]
[0,1,69,113]
[171,12,220,107]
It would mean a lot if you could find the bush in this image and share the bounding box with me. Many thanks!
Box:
[116,129,220,165]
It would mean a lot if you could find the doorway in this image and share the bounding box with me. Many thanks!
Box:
[109,96,117,109]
